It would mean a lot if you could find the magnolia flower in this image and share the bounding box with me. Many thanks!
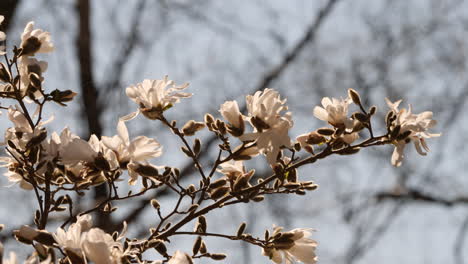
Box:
[18,56,48,99]
[102,120,162,164]
[313,97,353,129]
[240,89,293,166]
[53,224,83,258]
[3,252,18,264]
[41,127,78,163]
[60,135,101,165]
[217,160,254,182]
[60,134,118,170]
[82,228,124,264]
[54,215,129,264]
[168,251,193,264]
[0,157,33,190]
[3,107,52,151]
[0,16,5,55]
[20,22,54,56]
[263,226,317,264]
[386,98,440,167]
[53,214,92,260]
[219,100,244,135]
[125,76,191,120]
[101,120,163,184]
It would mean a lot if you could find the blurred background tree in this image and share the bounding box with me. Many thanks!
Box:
[1,0,467,263]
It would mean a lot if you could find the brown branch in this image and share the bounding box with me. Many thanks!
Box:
[0,0,21,31]
[75,0,110,231]
[375,188,468,206]
[119,0,342,226]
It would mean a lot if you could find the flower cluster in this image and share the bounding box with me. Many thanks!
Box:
[218,88,293,166]
[385,98,440,167]
[0,17,440,264]
[125,76,191,120]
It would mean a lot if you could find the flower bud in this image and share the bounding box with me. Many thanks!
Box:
[20,36,42,56]
[182,120,205,136]
[0,62,11,82]
[150,199,160,210]
[348,88,361,105]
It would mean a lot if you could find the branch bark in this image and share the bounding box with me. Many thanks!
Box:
[75,0,110,231]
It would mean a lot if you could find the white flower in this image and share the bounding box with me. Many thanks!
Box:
[240,89,293,166]
[217,160,254,182]
[0,16,6,55]
[41,127,78,163]
[20,22,54,56]
[263,226,317,264]
[101,120,162,184]
[102,120,162,165]
[219,100,244,134]
[82,228,124,264]
[54,215,127,264]
[313,97,353,129]
[54,223,84,258]
[0,156,33,190]
[3,107,51,151]
[125,76,191,120]
[385,98,441,167]
[168,251,193,264]
[60,135,100,165]
[18,56,48,99]
[3,252,18,264]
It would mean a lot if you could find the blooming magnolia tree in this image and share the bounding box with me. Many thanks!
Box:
[0,17,440,264]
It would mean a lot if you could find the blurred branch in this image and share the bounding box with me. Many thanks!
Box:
[345,202,404,264]
[376,188,468,206]
[454,213,468,264]
[102,0,147,97]
[75,0,110,230]
[0,0,20,30]
[119,0,342,226]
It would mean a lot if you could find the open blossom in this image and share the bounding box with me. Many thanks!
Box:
[263,226,317,264]
[102,120,163,184]
[0,161,33,190]
[313,96,353,129]
[54,214,129,264]
[102,120,162,165]
[0,16,5,55]
[386,98,440,167]
[82,228,124,264]
[20,22,54,56]
[53,215,92,259]
[41,127,77,162]
[239,89,293,166]
[18,56,48,99]
[168,251,193,264]
[219,100,244,135]
[125,76,191,120]
[217,160,255,182]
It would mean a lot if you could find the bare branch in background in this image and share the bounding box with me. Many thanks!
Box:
[75,0,110,230]
[0,0,20,30]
